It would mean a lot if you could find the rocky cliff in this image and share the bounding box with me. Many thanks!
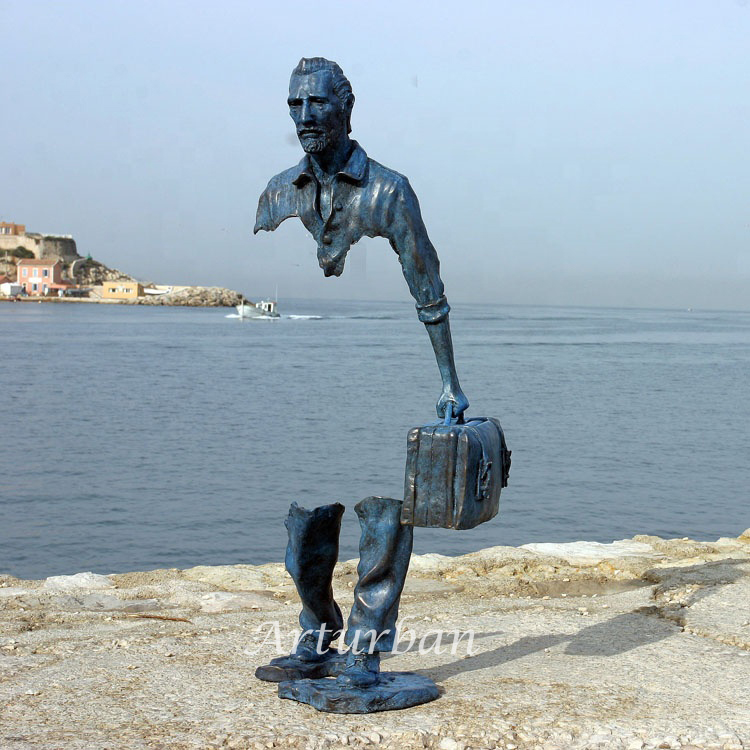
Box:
[70,257,135,286]
[134,286,244,307]
[0,233,78,261]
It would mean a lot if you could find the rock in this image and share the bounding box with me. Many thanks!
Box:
[78,594,161,612]
[677,572,750,649]
[199,591,270,613]
[46,593,162,613]
[74,258,135,286]
[0,588,29,598]
[166,582,281,611]
[520,540,658,564]
[456,544,537,572]
[182,565,267,591]
[137,286,244,307]
[401,579,464,598]
[632,536,721,558]
[43,572,114,590]
[588,733,613,745]
[407,553,453,574]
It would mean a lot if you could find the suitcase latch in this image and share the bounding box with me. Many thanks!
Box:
[478,458,492,501]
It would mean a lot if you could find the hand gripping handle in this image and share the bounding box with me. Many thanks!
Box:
[443,401,466,426]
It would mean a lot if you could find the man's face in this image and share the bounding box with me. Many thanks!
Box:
[288,71,348,154]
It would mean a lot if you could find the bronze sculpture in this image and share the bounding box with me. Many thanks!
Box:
[254,57,468,421]
[253,57,509,713]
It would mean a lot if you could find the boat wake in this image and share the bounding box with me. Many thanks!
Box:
[225,313,278,320]
[225,313,322,320]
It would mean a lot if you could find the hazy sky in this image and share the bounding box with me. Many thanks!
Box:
[2,0,748,309]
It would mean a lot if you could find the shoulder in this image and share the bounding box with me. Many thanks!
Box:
[366,158,411,192]
[365,158,420,210]
[253,163,302,233]
[262,163,301,197]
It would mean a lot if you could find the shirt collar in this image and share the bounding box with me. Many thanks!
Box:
[291,141,367,187]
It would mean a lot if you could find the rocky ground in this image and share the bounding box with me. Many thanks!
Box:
[1,532,749,750]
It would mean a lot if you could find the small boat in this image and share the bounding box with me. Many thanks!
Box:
[236,298,280,319]
[144,285,173,296]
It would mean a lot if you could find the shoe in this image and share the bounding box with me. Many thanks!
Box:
[293,631,331,663]
[337,650,380,688]
[255,631,345,683]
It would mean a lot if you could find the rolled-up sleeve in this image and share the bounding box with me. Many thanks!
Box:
[386,179,450,324]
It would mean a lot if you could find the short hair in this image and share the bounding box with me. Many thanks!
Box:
[291,57,355,133]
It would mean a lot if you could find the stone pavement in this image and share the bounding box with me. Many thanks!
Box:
[1,532,749,749]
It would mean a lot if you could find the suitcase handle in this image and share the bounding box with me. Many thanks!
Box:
[443,402,466,426]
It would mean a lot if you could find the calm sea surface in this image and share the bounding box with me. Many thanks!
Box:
[1,299,749,579]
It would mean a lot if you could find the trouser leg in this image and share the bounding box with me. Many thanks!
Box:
[345,496,414,653]
[285,501,345,642]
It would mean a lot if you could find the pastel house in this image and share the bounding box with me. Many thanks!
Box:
[16,258,64,296]
[101,280,144,299]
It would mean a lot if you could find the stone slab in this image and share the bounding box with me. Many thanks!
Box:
[278,672,439,713]
[42,572,114,590]
[181,565,267,591]
[521,539,659,563]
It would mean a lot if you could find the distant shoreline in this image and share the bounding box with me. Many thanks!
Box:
[1,296,116,305]
[0,288,243,307]
[0,297,232,306]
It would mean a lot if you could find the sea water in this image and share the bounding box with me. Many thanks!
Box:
[1,300,749,579]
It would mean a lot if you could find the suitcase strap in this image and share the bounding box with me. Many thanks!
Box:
[444,405,493,502]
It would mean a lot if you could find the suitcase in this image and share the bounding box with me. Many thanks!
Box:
[401,415,510,530]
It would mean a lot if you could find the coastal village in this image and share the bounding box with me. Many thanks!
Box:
[0,220,245,307]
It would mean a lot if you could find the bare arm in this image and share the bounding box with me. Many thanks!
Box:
[388,179,469,419]
[425,316,469,419]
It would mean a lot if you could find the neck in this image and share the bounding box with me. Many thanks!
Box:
[309,136,354,177]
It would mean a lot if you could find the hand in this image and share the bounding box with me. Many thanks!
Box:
[436,386,469,421]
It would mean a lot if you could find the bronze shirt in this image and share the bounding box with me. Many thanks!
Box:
[254,141,450,323]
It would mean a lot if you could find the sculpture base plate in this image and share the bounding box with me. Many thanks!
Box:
[278,672,439,713]
[255,649,347,683]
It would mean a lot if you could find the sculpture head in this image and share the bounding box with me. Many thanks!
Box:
[288,57,354,154]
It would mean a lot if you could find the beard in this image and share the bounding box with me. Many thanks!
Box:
[298,131,330,153]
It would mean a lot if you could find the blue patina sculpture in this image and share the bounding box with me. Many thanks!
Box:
[255,497,420,697]
[254,56,468,421]
[253,57,477,712]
